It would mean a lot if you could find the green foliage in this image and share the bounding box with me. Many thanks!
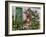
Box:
[31,10,40,29]
[27,8,40,29]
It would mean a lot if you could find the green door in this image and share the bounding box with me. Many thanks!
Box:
[15,7,23,30]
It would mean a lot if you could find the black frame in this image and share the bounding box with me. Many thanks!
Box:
[5,1,45,36]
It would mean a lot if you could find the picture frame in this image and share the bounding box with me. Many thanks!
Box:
[5,1,45,36]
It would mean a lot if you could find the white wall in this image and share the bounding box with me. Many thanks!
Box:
[0,0,46,37]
